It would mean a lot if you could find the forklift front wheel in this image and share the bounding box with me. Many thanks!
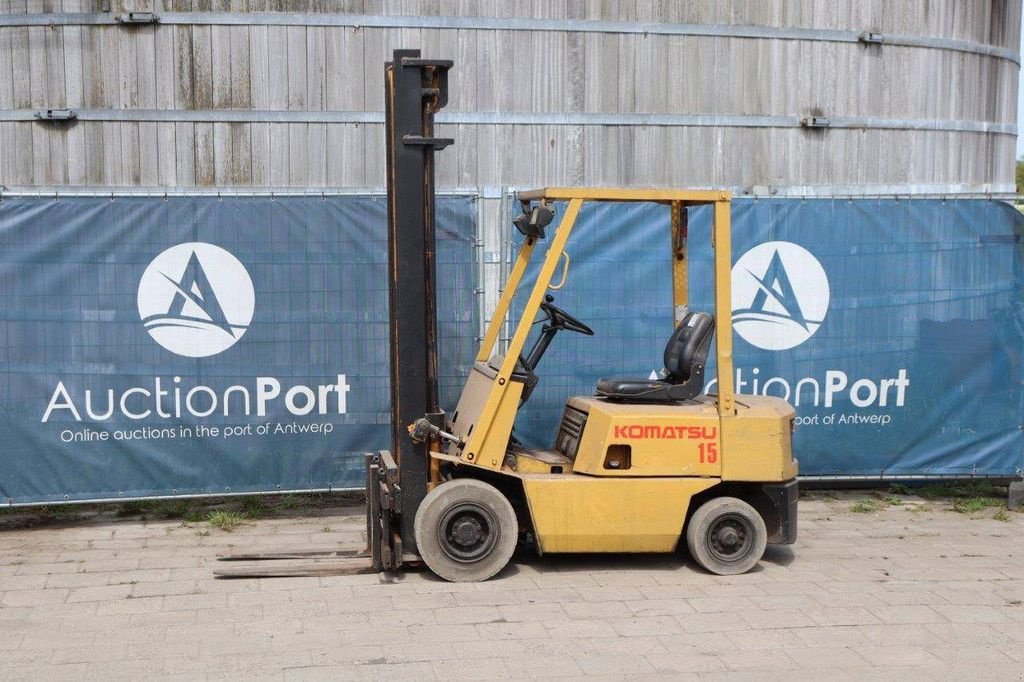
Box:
[414,479,518,582]
[685,497,767,576]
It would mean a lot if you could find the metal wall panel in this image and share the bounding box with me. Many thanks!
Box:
[0,0,1019,194]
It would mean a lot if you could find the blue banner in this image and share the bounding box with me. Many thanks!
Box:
[512,198,1024,478]
[0,195,479,504]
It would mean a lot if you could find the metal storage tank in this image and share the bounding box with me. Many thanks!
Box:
[0,0,1019,195]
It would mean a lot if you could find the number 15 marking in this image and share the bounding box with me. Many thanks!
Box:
[698,442,718,464]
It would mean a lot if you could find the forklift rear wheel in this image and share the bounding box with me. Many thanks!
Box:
[685,497,767,576]
[414,479,518,583]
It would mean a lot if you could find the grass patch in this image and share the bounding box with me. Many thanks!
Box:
[888,483,911,495]
[116,501,147,517]
[799,490,837,501]
[993,509,1011,522]
[274,494,308,511]
[885,495,903,506]
[116,499,198,520]
[918,481,1005,501]
[222,494,319,519]
[39,505,78,518]
[951,497,1005,514]
[207,510,249,532]
[321,526,332,533]
[147,500,195,520]
[237,497,267,520]
[851,499,881,513]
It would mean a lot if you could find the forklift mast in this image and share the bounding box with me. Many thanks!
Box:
[367,50,453,571]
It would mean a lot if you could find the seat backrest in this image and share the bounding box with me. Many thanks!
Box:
[663,312,715,381]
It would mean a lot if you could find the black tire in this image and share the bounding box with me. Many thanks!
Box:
[414,478,518,583]
[685,497,767,576]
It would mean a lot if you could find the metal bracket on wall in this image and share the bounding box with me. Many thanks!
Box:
[116,12,159,24]
[34,109,77,122]
[801,116,832,128]
[403,135,455,149]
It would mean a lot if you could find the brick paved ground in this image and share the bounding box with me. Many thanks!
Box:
[1,494,1021,680]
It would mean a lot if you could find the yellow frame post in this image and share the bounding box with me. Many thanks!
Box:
[671,200,688,323]
[713,199,735,417]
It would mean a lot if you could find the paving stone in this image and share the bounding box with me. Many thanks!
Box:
[853,644,942,666]
[432,657,511,680]
[738,608,816,630]
[677,611,751,633]
[502,653,583,678]
[803,606,882,626]
[929,644,1015,665]
[66,583,134,603]
[497,602,566,622]
[607,614,683,637]
[724,648,798,671]
[2,588,69,607]
[131,580,197,598]
[541,617,617,639]
[784,645,870,669]
[573,651,656,676]
[868,604,946,624]
[646,647,729,674]
[562,599,631,619]
[430,604,502,625]
[624,597,697,616]
[686,596,757,613]
[722,627,804,651]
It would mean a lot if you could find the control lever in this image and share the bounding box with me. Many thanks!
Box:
[409,418,463,447]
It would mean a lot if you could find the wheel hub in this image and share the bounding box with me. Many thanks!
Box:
[707,515,752,562]
[718,526,740,547]
[438,502,499,564]
[450,517,484,547]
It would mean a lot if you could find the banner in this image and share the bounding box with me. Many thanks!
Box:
[512,198,1024,478]
[0,195,479,504]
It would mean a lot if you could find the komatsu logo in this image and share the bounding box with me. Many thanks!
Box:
[732,241,829,351]
[137,243,255,358]
[613,425,717,440]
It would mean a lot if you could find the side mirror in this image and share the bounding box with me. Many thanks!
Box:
[513,203,554,239]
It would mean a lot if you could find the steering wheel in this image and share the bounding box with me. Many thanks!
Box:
[540,296,595,336]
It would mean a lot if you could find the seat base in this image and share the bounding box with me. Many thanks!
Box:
[595,376,701,403]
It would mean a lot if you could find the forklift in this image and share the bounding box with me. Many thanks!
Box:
[364,51,798,582]
[218,50,797,581]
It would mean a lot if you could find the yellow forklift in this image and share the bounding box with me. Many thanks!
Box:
[219,51,797,582]
[404,188,799,581]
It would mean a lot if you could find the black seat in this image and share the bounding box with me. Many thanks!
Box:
[595,312,715,403]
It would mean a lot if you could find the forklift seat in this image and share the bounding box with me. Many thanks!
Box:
[595,312,715,403]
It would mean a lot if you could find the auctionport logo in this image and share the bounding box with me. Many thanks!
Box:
[731,241,829,351]
[137,243,255,358]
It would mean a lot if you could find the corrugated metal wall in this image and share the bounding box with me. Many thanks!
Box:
[0,0,1019,194]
